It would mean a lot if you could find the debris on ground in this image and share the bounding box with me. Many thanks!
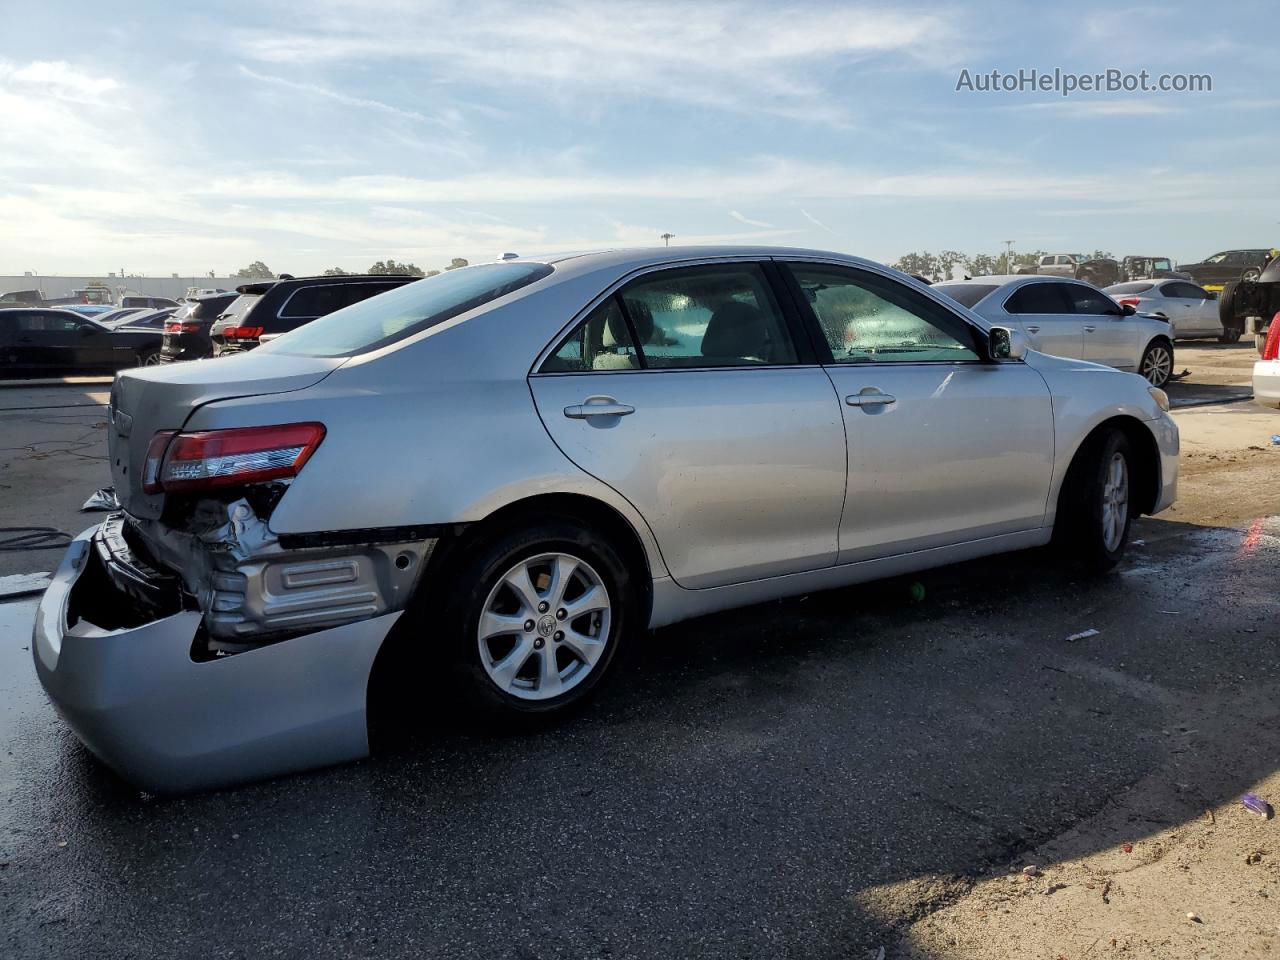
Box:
[1270,435,1280,446]
[1186,912,1202,923]
[1022,865,1041,878]
[1122,843,1133,853]
[1066,628,1100,642]
[908,581,926,603]
[1241,793,1275,819]
[80,486,118,512]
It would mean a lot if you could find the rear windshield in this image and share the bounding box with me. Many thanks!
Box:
[192,294,237,320]
[934,283,997,308]
[261,262,554,357]
[1105,282,1155,294]
[215,294,262,325]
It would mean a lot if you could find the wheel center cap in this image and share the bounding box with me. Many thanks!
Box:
[536,615,556,638]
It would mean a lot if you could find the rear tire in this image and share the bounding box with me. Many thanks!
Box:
[438,518,637,719]
[1054,429,1134,574]
[138,349,162,366]
[1218,326,1243,344]
[1138,339,1174,386]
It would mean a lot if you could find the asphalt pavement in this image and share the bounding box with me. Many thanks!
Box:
[0,346,1277,959]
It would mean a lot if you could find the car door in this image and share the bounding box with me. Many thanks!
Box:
[529,260,847,589]
[0,314,21,368]
[12,311,91,367]
[1000,282,1085,359]
[1161,281,1216,336]
[779,261,1054,562]
[1067,283,1136,369]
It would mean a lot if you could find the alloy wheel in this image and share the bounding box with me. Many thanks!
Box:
[1100,452,1129,552]
[1141,345,1172,385]
[477,552,612,701]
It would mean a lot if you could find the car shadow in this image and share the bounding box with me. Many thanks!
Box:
[12,513,1280,959]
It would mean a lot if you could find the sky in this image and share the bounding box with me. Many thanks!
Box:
[0,0,1276,277]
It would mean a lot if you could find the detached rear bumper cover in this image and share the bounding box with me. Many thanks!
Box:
[33,528,400,793]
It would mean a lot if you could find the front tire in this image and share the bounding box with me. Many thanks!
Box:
[442,519,637,717]
[1218,326,1243,344]
[1139,339,1174,386]
[1054,430,1134,574]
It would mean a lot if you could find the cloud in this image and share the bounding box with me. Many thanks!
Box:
[236,65,454,127]
[230,0,959,122]
[800,207,836,233]
[2,59,120,104]
[1012,98,1181,117]
[729,210,775,228]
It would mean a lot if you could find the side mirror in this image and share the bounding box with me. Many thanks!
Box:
[988,326,1028,361]
[1121,303,1136,316]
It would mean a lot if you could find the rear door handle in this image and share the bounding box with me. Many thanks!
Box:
[846,393,896,407]
[1024,324,1041,333]
[564,396,635,419]
[1083,325,1097,333]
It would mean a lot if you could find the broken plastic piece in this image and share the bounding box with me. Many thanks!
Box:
[1271,435,1280,446]
[908,581,926,603]
[1241,793,1275,819]
[81,486,119,512]
[1066,628,1101,642]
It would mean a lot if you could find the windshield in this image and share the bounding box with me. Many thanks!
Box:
[261,262,553,357]
[934,283,997,308]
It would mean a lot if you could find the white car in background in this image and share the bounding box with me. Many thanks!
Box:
[1255,323,1280,408]
[934,275,1176,387]
[1104,279,1239,343]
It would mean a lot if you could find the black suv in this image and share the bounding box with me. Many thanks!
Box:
[159,292,238,362]
[1178,249,1275,287]
[208,275,414,355]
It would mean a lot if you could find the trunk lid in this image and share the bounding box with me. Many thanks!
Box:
[108,350,346,519]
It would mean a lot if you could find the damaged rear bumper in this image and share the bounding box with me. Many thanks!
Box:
[33,527,403,793]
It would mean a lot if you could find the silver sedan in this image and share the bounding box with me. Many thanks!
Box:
[1103,279,1239,343]
[935,275,1178,386]
[33,247,1180,791]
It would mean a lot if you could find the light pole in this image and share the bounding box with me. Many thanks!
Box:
[660,233,674,247]
[1003,240,1015,273]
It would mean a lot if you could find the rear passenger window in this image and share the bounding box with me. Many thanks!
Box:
[1005,284,1070,314]
[1063,285,1117,315]
[619,264,796,368]
[541,297,639,372]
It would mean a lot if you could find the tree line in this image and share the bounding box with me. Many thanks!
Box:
[892,249,1113,282]
[232,258,470,280]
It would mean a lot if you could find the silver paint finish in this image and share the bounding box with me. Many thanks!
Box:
[33,531,397,793]
[530,366,846,588]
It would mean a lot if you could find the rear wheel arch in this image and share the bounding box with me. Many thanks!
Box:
[367,492,652,733]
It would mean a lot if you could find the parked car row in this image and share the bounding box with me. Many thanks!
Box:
[1012,248,1276,291]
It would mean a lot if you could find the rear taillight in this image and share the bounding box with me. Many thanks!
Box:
[164,321,200,334]
[1118,298,1141,307]
[1263,312,1280,361]
[142,423,325,494]
[222,326,264,340]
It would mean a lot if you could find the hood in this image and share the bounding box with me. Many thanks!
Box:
[108,351,346,519]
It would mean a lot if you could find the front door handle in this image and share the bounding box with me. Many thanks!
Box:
[845,393,896,407]
[1024,324,1041,334]
[564,395,635,419]
[1083,324,1097,333]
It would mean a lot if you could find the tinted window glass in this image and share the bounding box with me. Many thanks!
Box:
[541,297,639,372]
[1063,285,1117,315]
[790,265,979,363]
[193,294,237,321]
[1105,282,1154,295]
[16,311,82,332]
[615,264,795,368]
[1005,283,1070,314]
[279,282,400,319]
[262,262,553,357]
[1161,282,1199,299]
[934,283,997,308]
